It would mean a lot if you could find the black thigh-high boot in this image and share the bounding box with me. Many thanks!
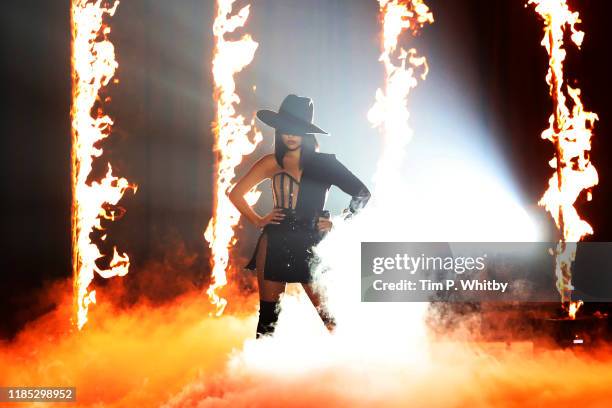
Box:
[256,300,280,338]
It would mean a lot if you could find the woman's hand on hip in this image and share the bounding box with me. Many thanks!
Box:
[317,217,333,233]
[257,208,285,228]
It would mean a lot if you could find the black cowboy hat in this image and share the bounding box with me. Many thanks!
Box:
[256,94,328,135]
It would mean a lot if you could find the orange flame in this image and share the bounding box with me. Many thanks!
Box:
[568,300,584,320]
[529,0,598,311]
[71,0,136,330]
[367,0,433,201]
[205,0,262,316]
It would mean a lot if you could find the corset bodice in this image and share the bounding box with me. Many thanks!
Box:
[272,171,301,209]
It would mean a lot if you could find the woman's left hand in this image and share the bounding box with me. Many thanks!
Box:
[317,217,333,233]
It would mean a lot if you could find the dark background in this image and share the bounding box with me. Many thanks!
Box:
[1,0,610,339]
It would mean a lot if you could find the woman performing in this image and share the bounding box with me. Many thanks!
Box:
[228,94,371,338]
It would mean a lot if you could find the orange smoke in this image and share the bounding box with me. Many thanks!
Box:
[70,0,136,330]
[0,277,257,407]
[205,0,262,317]
[3,278,612,407]
[528,0,598,315]
[162,341,612,408]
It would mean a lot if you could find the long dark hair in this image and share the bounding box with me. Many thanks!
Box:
[274,130,319,170]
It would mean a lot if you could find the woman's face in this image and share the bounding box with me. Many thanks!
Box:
[281,133,302,150]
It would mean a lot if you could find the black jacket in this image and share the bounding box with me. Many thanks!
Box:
[295,152,371,217]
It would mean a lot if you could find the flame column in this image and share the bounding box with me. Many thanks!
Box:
[71,0,136,329]
[367,0,433,205]
[529,0,598,310]
[205,0,261,316]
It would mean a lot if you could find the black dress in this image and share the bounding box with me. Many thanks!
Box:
[245,152,371,283]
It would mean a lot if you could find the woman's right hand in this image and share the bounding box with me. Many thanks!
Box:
[256,208,286,228]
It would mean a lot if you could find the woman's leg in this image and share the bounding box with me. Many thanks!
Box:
[255,234,286,337]
[302,283,336,332]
